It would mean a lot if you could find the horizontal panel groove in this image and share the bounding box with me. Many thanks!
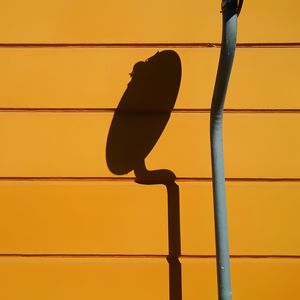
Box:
[1,43,300,48]
[0,254,167,259]
[0,43,220,48]
[0,254,299,259]
[1,177,300,182]
[1,108,300,113]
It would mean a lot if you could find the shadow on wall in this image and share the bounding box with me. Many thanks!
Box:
[106,50,182,300]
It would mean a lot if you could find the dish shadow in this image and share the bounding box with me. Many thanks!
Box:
[106,50,182,300]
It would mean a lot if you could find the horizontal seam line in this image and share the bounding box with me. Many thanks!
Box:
[1,108,300,113]
[0,254,299,259]
[0,177,300,182]
[0,43,300,48]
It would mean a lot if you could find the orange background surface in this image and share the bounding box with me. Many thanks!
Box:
[1,1,300,299]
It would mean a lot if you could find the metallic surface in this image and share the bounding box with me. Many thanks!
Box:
[0,0,299,299]
[0,0,299,43]
[210,1,238,299]
[1,48,300,109]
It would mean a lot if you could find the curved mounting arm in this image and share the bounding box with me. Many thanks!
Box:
[210,1,241,299]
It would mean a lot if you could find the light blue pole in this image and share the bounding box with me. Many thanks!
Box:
[210,1,241,299]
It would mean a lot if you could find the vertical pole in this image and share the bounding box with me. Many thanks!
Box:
[210,1,238,299]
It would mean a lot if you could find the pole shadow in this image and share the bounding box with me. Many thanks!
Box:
[106,50,182,300]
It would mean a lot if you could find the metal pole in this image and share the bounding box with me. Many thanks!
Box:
[210,1,241,299]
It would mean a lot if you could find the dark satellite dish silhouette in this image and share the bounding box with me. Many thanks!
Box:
[106,50,181,177]
[106,50,183,300]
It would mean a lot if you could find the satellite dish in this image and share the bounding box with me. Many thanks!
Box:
[106,50,182,175]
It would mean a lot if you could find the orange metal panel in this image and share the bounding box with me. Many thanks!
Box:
[0,181,299,255]
[1,48,299,109]
[0,112,299,178]
[181,181,300,255]
[1,0,299,297]
[0,257,169,300]
[0,1,299,43]
[0,257,299,299]
[0,181,168,254]
[183,258,300,299]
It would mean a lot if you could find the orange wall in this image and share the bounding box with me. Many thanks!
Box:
[1,1,300,299]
